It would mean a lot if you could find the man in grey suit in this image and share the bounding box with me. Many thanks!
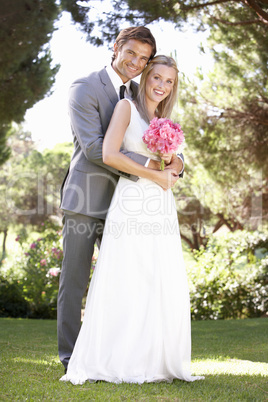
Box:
[58,26,184,372]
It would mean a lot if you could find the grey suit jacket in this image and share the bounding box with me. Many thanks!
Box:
[60,68,148,219]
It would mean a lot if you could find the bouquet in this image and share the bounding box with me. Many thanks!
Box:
[142,117,184,170]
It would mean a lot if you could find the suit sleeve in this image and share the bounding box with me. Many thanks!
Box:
[177,153,184,178]
[68,77,148,181]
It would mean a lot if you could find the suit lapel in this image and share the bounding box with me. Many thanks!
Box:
[99,67,139,104]
[99,68,118,108]
[130,81,139,99]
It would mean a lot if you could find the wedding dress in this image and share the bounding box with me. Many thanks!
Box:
[60,100,203,384]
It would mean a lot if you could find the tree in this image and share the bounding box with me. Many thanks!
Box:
[175,13,268,224]
[0,125,72,260]
[0,0,59,165]
[62,0,268,46]
[173,155,257,250]
[172,35,267,246]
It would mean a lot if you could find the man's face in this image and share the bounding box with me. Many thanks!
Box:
[112,39,153,83]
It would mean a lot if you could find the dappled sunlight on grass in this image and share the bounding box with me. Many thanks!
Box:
[192,359,268,376]
[12,356,59,366]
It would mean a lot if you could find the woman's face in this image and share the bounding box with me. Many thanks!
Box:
[145,64,176,105]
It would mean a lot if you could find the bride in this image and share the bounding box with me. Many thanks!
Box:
[60,55,204,384]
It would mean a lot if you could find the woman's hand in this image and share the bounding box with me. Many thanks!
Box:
[153,168,178,190]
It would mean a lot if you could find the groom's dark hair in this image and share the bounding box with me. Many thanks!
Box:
[112,26,157,62]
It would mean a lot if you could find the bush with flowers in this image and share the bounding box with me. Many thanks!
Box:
[188,230,268,320]
[14,221,63,318]
[1,222,267,320]
[1,221,99,318]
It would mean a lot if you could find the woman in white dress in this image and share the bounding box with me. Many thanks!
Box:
[60,55,204,384]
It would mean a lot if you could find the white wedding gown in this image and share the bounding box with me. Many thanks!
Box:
[60,100,203,384]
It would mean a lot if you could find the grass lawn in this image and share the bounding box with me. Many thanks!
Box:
[0,318,267,401]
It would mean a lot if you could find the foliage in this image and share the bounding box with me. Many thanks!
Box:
[0,276,30,318]
[174,162,231,250]
[0,127,35,260]
[1,318,267,400]
[0,124,11,165]
[173,150,265,250]
[174,13,268,234]
[188,230,268,320]
[178,26,268,180]
[0,219,99,319]
[61,0,268,46]
[15,221,63,319]
[0,127,72,258]
[0,0,60,164]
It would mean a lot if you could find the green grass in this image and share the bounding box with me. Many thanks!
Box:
[0,318,267,401]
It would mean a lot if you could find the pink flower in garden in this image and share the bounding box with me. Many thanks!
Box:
[30,243,37,249]
[51,247,63,259]
[51,247,57,255]
[57,250,63,259]
[142,117,184,170]
[40,259,47,266]
[15,235,20,241]
[24,252,30,256]
[47,268,60,277]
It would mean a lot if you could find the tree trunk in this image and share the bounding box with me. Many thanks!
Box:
[213,213,244,233]
[1,228,8,261]
[180,233,194,250]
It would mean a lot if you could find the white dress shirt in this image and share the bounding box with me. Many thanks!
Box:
[106,65,132,100]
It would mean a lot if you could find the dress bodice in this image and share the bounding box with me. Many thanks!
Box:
[121,99,160,162]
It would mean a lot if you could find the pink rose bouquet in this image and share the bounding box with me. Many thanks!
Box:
[142,117,184,170]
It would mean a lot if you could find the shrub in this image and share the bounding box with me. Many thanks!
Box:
[17,221,63,319]
[188,230,268,320]
[2,221,99,319]
[0,276,30,317]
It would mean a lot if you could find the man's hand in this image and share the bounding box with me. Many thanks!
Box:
[165,154,183,176]
[153,169,179,190]
[147,159,161,170]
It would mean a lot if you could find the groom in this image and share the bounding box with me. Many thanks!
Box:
[58,26,184,371]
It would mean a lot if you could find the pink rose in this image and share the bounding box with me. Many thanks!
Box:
[47,268,60,277]
[142,117,184,160]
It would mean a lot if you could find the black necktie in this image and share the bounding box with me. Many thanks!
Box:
[119,85,126,99]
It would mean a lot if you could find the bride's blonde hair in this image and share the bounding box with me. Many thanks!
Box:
[136,55,179,123]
